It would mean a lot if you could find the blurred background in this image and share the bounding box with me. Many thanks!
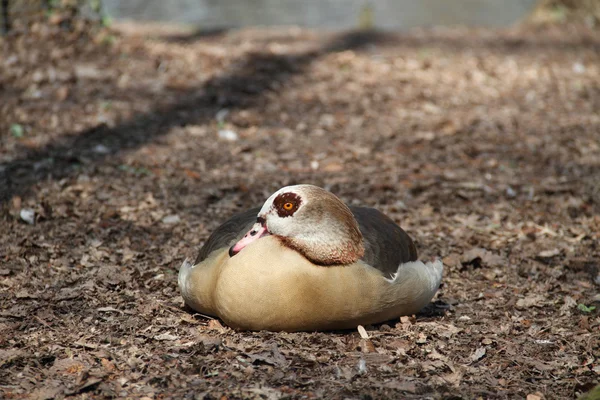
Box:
[101,0,537,30]
[3,0,600,33]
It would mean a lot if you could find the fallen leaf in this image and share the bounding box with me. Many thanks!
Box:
[461,248,506,268]
[527,393,543,400]
[516,295,546,309]
[442,370,463,387]
[537,248,561,258]
[196,335,222,350]
[51,358,86,375]
[101,358,115,372]
[155,332,179,341]
[0,349,23,367]
[471,346,486,362]
[207,319,227,332]
[437,323,462,338]
[248,345,287,368]
[359,338,376,353]
[388,339,411,353]
[184,169,202,179]
[380,380,418,393]
[29,385,64,400]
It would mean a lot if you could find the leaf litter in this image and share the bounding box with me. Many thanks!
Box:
[0,17,599,399]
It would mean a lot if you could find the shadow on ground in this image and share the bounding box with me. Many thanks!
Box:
[0,30,400,204]
[3,28,599,205]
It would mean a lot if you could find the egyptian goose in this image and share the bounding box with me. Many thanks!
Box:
[179,184,443,331]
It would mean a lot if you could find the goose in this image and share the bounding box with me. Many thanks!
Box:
[179,184,443,331]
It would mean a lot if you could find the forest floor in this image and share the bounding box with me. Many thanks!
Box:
[1,18,599,399]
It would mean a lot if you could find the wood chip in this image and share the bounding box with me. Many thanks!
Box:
[357,325,370,339]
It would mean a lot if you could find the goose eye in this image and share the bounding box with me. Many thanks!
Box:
[273,192,302,217]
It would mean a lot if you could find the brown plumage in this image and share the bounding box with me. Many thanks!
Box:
[180,184,442,331]
[195,205,417,278]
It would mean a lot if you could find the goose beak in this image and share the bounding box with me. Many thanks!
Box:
[229,221,270,257]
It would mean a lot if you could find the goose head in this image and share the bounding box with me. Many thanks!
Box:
[230,185,365,265]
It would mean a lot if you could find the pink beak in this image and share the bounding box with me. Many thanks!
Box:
[229,222,270,257]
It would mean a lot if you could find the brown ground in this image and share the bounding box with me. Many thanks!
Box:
[1,18,599,399]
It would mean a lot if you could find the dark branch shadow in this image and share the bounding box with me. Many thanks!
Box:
[324,30,397,52]
[2,28,599,204]
[162,27,230,43]
[0,29,389,204]
[396,30,600,52]
[325,28,600,53]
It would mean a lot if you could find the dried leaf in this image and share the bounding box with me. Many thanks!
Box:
[471,347,486,362]
[537,248,561,258]
[155,332,179,341]
[526,394,542,400]
[207,319,227,332]
[442,370,463,387]
[516,295,546,309]
[461,248,506,268]
[359,338,376,353]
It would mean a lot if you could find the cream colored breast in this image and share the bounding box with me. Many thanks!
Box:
[211,236,405,331]
[180,235,442,332]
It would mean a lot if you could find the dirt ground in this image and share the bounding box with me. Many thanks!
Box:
[1,16,599,399]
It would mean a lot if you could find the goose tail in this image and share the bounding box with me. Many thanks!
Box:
[386,259,444,315]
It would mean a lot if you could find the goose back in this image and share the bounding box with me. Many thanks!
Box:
[195,205,417,278]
